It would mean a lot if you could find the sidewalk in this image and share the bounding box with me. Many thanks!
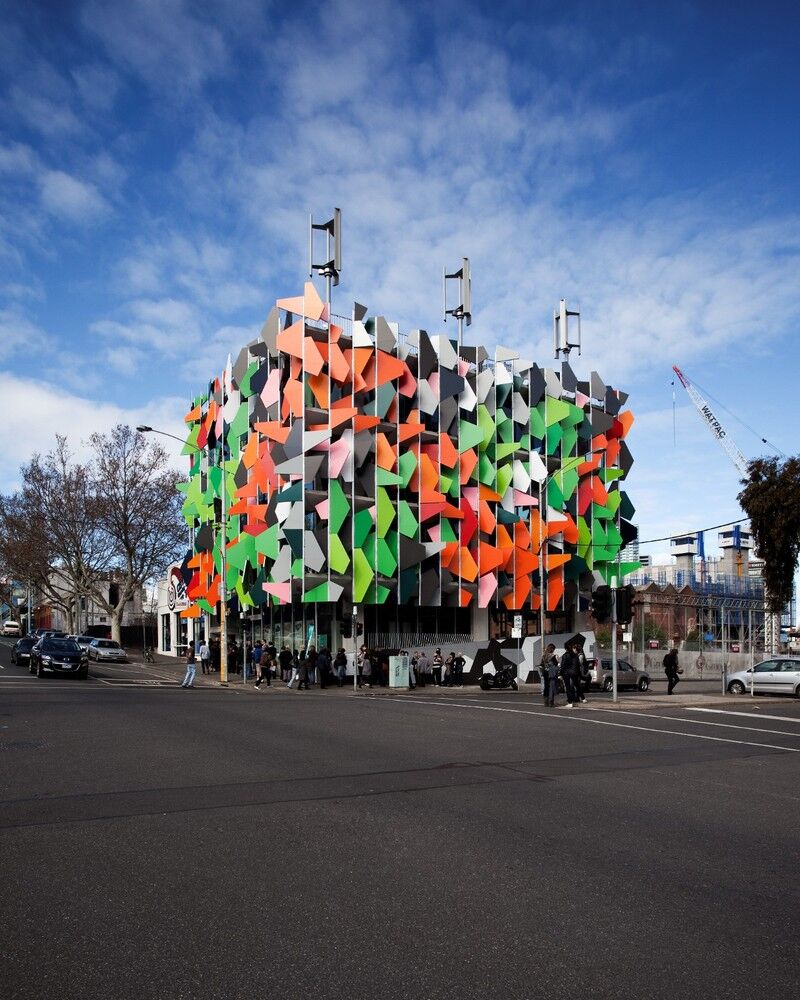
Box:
[119,655,793,708]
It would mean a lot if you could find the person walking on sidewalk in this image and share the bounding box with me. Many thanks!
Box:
[432,648,443,686]
[664,647,681,694]
[199,639,211,675]
[297,648,311,691]
[415,651,429,688]
[279,645,293,683]
[540,644,560,707]
[334,648,348,687]
[560,642,585,707]
[254,648,271,689]
[181,640,197,688]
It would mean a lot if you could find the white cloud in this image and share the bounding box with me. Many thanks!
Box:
[81,0,229,96]
[39,169,109,222]
[0,307,50,361]
[9,86,84,137]
[0,141,38,176]
[0,370,188,493]
[71,62,121,112]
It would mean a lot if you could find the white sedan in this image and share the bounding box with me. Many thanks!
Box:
[87,639,128,663]
[727,658,800,697]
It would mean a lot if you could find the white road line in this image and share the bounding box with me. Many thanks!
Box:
[687,707,800,724]
[388,698,800,753]
[587,708,800,739]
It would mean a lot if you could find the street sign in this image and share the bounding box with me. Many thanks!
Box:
[513,614,522,630]
[511,626,522,638]
[622,631,633,643]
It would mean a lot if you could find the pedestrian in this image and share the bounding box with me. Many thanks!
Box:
[317,646,331,689]
[453,651,466,688]
[361,650,373,688]
[181,639,197,689]
[540,643,559,707]
[199,638,211,675]
[287,649,301,688]
[560,642,585,707]
[210,636,220,672]
[265,639,277,662]
[255,650,271,689]
[416,650,430,688]
[250,640,263,685]
[279,644,293,683]
[411,651,419,687]
[334,647,348,687]
[376,650,389,687]
[432,648,443,686]
[443,651,455,686]
[297,648,311,690]
[664,647,681,694]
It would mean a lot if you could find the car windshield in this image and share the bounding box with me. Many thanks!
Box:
[42,639,81,652]
[97,640,120,648]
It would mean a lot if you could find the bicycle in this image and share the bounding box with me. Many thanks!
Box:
[143,646,155,663]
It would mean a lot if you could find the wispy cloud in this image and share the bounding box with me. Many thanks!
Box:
[39,169,109,222]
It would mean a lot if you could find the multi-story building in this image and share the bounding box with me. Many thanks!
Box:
[174,277,639,669]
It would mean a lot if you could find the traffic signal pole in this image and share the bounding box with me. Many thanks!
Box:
[611,587,618,704]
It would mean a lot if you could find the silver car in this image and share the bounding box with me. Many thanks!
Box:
[597,657,650,692]
[727,658,800,697]
[87,639,128,663]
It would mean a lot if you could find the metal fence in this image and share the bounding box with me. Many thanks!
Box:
[367,632,472,650]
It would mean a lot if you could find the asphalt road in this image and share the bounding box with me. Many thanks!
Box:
[2,638,799,1000]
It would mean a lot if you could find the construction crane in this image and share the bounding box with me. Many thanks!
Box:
[672,365,749,475]
[673,363,782,653]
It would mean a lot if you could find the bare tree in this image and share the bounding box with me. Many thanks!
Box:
[87,425,186,642]
[0,439,102,633]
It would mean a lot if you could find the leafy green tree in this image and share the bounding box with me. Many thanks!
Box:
[738,456,800,614]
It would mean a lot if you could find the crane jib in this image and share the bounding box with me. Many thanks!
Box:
[701,404,726,439]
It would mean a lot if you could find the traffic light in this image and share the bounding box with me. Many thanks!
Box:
[590,585,612,623]
[615,584,635,625]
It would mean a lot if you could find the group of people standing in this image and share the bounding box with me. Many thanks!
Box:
[539,641,589,708]
[408,648,466,688]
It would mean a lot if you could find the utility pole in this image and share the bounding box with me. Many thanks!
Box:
[219,440,229,685]
[611,587,619,704]
[352,606,358,692]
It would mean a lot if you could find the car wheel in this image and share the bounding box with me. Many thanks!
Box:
[511,679,518,691]
[728,680,745,695]
[10,653,15,664]
[602,677,613,692]
[795,684,800,699]
[479,674,492,690]
[638,677,649,692]
[36,660,44,678]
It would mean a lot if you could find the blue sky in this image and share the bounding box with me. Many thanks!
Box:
[1,0,799,563]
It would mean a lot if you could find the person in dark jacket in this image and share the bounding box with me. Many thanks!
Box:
[316,647,331,689]
[334,648,348,687]
[453,651,466,688]
[540,643,559,706]
[297,648,311,691]
[664,648,681,694]
[560,642,586,707]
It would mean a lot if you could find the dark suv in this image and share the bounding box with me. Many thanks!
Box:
[30,637,88,679]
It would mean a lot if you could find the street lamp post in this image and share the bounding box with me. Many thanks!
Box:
[137,424,229,685]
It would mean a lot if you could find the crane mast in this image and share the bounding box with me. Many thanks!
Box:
[672,365,749,475]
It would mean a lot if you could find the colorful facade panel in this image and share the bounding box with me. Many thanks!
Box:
[179,282,638,619]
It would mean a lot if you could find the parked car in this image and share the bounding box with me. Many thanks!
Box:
[2,619,21,636]
[11,636,36,665]
[69,635,97,651]
[87,638,128,663]
[727,658,800,697]
[30,637,88,679]
[592,657,650,692]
